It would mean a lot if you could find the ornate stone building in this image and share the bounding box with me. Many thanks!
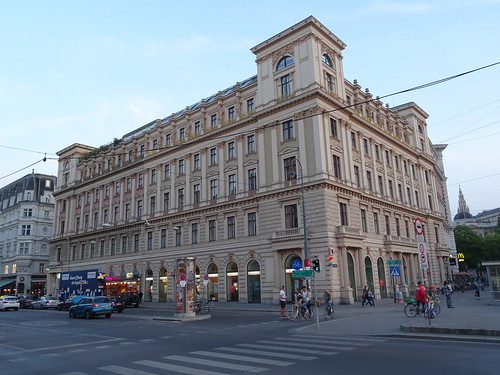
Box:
[48,17,454,304]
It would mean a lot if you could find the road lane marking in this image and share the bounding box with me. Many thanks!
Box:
[190,350,293,366]
[214,346,318,360]
[166,355,268,373]
[238,343,337,356]
[135,359,230,375]
[99,365,157,375]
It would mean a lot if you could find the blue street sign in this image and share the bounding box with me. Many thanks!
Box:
[389,266,400,277]
[291,259,303,270]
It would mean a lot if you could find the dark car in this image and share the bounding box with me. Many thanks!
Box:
[68,296,113,319]
[57,296,84,311]
[109,297,125,313]
[118,292,141,308]
[18,295,36,309]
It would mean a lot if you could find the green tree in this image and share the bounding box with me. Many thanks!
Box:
[453,225,484,271]
[483,232,500,261]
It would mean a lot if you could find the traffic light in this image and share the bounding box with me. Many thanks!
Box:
[312,257,320,272]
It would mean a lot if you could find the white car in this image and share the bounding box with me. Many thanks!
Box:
[0,296,20,311]
[31,296,59,310]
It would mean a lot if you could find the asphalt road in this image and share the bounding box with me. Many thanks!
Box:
[1,308,498,375]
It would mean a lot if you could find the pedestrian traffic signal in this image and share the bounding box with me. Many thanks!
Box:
[312,257,320,272]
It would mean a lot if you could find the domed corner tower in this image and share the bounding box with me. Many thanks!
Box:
[250,16,347,111]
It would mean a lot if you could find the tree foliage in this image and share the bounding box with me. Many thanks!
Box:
[454,225,500,271]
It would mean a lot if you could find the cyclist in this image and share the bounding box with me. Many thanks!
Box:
[299,286,312,316]
[324,290,333,312]
[415,281,427,314]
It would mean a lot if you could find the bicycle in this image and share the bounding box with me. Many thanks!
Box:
[323,301,334,320]
[287,302,313,320]
[193,299,210,315]
[424,296,441,319]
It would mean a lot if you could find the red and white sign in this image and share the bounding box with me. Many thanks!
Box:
[414,218,424,235]
[418,243,428,269]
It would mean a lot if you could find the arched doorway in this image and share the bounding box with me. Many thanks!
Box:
[207,263,219,301]
[158,267,168,302]
[285,254,304,302]
[226,262,239,302]
[377,257,387,298]
[365,256,374,293]
[347,253,357,300]
[247,260,261,303]
[144,268,153,302]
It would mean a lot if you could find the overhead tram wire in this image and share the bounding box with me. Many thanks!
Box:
[0,158,46,181]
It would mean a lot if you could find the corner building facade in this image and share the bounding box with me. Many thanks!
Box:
[49,17,455,304]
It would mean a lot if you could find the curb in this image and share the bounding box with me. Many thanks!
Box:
[400,324,500,337]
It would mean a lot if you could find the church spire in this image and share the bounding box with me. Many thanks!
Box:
[457,186,471,216]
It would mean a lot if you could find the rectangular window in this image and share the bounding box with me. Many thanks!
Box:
[126,178,131,192]
[175,227,182,246]
[191,223,199,244]
[114,206,119,222]
[227,216,236,239]
[208,219,216,241]
[434,226,440,243]
[21,225,31,236]
[210,148,217,165]
[330,118,338,137]
[134,234,140,252]
[282,120,294,140]
[361,209,368,232]
[247,98,254,112]
[374,212,380,234]
[210,179,218,199]
[428,195,433,210]
[415,191,420,207]
[163,192,170,210]
[228,141,235,160]
[165,133,172,146]
[150,196,156,214]
[194,121,201,134]
[125,203,131,220]
[248,168,257,191]
[80,244,86,259]
[193,153,200,170]
[354,166,361,187]
[139,145,145,158]
[411,164,416,178]
[281,74,291,96]
[394,155,400,170]
[90,243,95,258]
[388,180,394,199]
[405,220,410,238]
[193,184,201,204]
[351,131,357,149]
[178,159,185,175]
[152,139,158,150]
[164,164,171,179]
[396,218,401,236]
[284,156,296,181]
[248,212,257,236]
[210,113,217,127]
[179,127,186,141]
[247,134,256,153]
[147,231,153,250]
[374,144,380,161]
[339,202,349,226]
[137,200,143,217]
[425,170,430,184]
[228,106,235,120]
[93,212,98,228]
[332,155,342,179]
[385,215,391,235]
[121,236,127,254]
[407,187,412,204]
[110,238,116,255]
[404,160,408,174]
[138,173,144,188]
[228,174,237,195]
[367,171,373,191]
[151,169,157,184]
[72,245,77,261]
[161,229,167,248]
[363,138,369,154]
[378,175,384,195]
[285,204,299,229]
[100,241,105,257]
[398,184,403,201]
[325,72,333,92]
[178,188,185,207]
[385,150,391,166]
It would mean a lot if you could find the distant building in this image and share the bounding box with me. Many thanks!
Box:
[454,187,500,236]
[0,173,56,295]
[48,16,455,304]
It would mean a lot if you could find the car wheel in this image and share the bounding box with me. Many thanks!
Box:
[105,313,111,318]
[118,308,123,313]
[69,310,76,318]
[14,308,18,311]
[85,310,92,319]
[57,305,62,311]
[38,304,43,310]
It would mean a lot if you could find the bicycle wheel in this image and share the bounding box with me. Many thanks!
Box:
[434,303,441,316]
[324,306,334,320]
[287,305,299,321]
[302,308,313,320]
[404,303,418,317]
[209,300,215,309]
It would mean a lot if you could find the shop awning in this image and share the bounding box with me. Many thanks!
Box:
[0,279,15,288]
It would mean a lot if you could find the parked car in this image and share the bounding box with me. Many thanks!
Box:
[109,297,125,313]
[118,292,141,308]
[0,296,20,311]
[57,296,84,311]
[68,296,113,319]
[31,296,59,310]
[17,295,36,309]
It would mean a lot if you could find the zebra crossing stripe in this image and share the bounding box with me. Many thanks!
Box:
[99,365,156,375]
[238,343,337,356]
[277,336,369,347]
[292,334,386,343]
[214,346,318,360]
[135,359,229,375]
[190,351,294,366]
[166,355,268,373]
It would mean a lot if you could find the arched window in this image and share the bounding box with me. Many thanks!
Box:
[322,53,333,67]
[277,56,294,71]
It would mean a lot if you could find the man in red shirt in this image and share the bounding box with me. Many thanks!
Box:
[415,281,427,314]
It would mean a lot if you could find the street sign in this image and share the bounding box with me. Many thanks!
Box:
[292,270,313,278]
[414,218,424,235]
[291,259,303,270]
[418,243,429,269]
[387,260,402,265]
[203,273,209,281]
[389,266,400,277]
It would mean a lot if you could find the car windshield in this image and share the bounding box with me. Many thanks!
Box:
[45,297,57,300]
[94,297,110,303]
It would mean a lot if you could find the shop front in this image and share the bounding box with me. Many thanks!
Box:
[100,269,140,297]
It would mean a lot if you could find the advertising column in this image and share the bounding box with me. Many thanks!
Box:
[175,258,195,318]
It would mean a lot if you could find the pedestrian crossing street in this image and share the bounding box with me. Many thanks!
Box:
[59,334,386,375]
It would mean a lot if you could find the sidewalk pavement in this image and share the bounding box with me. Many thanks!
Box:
[127,291,500,342]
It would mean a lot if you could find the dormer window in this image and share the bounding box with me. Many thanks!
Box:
[322,54,333,67]
[277,56,294,71]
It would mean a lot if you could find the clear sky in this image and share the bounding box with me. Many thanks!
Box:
[1,0,499,216]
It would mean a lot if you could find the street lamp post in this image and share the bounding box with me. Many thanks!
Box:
[291,158,309,269]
